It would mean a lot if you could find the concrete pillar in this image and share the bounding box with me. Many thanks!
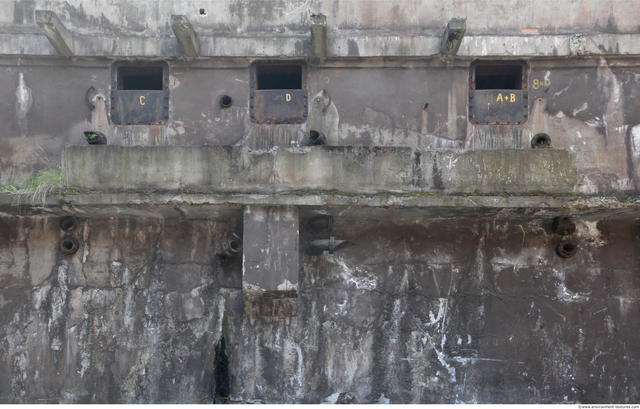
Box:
[242,206,299,318]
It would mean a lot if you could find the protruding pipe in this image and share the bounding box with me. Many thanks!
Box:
[552,217,576,236]
[60,216,78,232]
[556,240,577,258]
[307,215,333,233]
[441,17,466,56]
[532,133,552,149]
[306,237,355,255]
[310,13,327,58]
[59,237,79,255]
[221,233,242,257]
[171,15,199,58]
[309,130,326,145]
[36,10,74,56]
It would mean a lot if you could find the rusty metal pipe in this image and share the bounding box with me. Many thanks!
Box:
[531,133,551,149]
[552,217,576,236]
[306,236,355,255]
[221,233,242,257]
[59,237,79,255]
[60,215,78,232]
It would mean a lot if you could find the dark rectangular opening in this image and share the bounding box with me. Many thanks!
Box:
[256,64,302,90]
[475,64,523,90]
[117,65,164,90]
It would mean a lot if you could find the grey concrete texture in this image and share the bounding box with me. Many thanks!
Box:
[62,145,577,195]
[2,1,640,57]
[0,215,638,403]
[0,57,638,195]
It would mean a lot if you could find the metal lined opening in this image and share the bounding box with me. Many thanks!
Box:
[220,95,233,108]
[60,216,78,232]
[117,65,164,90]
[475,64,523,90]
[556,240,577,258]
[59,238,79,255]
[256,64,302,90]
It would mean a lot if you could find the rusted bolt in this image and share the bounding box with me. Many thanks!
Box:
[220,95,233,108]
[552,217,576,236]
[60,216,78,232]
[556,240,577,258]
[59,238,79,255]
[531,133,551,149]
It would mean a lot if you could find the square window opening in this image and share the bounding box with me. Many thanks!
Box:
[256,64,302,90]
[116,65,164,91]
[473,63,524,90]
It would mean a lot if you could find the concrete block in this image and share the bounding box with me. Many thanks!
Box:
[243,206,299,318]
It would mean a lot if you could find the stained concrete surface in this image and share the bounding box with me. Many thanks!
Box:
[0,215,638,403]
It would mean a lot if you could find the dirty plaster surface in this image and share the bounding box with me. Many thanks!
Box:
[0,215,638,403]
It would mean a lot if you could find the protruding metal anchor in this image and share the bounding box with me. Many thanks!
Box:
[306,237,355,255]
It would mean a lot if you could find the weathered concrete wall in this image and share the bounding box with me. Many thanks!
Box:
[62,146,577,195]
[0,57,638,195]
[0,214,638,403]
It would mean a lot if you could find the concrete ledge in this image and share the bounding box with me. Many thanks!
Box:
[0,193,638,220]
[63,146,577,195]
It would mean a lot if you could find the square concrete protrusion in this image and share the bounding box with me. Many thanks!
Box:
[242,206,299,318]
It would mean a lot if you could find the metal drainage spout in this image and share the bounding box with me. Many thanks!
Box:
[306,236,355,255]
[309,130,326,145]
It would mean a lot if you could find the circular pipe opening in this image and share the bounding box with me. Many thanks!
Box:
[531,133,551,149]
[59,238,79,255]
[228,240,240,252]
[556,240,577,258]
[60,216,78,232]
[220,95,233,108]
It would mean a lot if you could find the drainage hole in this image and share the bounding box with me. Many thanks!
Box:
[220,95,232,108]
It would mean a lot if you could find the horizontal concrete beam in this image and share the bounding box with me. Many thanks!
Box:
[63,146,577,195]
[35,10,74,56]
